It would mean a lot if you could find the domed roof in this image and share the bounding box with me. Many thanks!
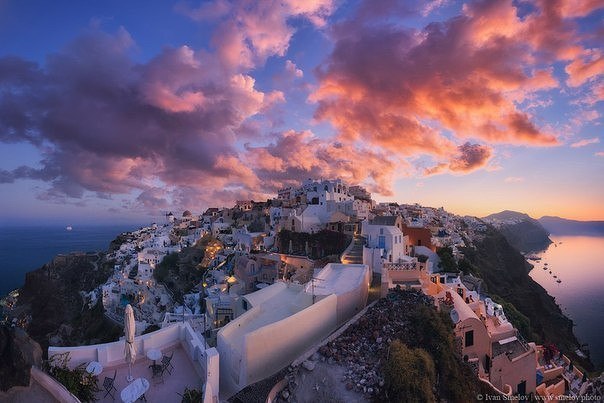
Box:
[182,210,193,217]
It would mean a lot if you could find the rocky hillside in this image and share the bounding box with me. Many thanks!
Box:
[461,227,592,371]
[483,210,552,252]
[11,252,121,354]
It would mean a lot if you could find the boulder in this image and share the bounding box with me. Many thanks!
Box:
[0,326,43,391]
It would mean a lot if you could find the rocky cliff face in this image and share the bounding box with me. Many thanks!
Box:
[11,252,121,353]
[483,210,552,252]
[0,325,42,391]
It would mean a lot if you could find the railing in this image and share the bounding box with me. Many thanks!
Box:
[384,261,419,271]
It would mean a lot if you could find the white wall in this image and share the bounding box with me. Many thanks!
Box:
[218,294,338,393]
[242,294,338,387]
[333,271,369,325]
[363,246,384,274]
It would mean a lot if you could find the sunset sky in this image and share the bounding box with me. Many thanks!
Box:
[0,0,602,225]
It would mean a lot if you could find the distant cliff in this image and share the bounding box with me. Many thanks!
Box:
[483,210,552,252]
[539,216,604,236]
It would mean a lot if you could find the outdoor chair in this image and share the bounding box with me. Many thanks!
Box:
[161,351,174,375]
[103,369,117,400]
[149,362,164,384]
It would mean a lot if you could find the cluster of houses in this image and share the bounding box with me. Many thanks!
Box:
[42,178,592,402]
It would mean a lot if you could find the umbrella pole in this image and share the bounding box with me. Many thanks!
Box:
[128,362,133,382]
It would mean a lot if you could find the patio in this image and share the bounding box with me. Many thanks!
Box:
[95,345,202,402]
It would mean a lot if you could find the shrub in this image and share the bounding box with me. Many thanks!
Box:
[179,386,204,402]
[384,340,436,403]
[43,352,99,402]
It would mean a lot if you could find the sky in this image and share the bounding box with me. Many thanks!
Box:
[0,0,603,225]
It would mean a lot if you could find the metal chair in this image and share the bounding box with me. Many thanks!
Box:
[102,369,117,400]
[160,351,174,375]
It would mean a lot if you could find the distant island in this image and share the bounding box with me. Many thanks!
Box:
[539,216,604,236]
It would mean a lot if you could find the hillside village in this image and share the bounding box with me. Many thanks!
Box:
[2,178,598,402]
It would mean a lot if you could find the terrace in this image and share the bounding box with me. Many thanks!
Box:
[47,322,219,403]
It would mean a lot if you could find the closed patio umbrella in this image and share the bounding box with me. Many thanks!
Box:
[124,304,136,382]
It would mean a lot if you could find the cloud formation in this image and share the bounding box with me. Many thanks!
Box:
[312,0,572,172]
[1,0,602,214]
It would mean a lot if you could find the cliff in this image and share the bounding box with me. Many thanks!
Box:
[12,252,121,354]
[461,227,593,371]
[483,210,552,252]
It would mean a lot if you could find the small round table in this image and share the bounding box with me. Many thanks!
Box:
[85,361,103,376]
[146,348,161,365]
[120,377,149,403]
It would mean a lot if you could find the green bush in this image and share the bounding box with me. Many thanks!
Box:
[43,352,99,402]
[384,340,436,403]
[179,386,204,402]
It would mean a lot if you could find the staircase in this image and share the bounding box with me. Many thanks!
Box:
[340,235,365,264]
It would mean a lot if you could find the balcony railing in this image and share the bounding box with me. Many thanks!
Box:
[384,261,420,271]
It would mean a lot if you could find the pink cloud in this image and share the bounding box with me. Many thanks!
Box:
[504,176,524,183]
[565,51,604,87]
[285,59,303,78]
[312,0,563,177]
[570,137,600,148]
[184,0,337,70]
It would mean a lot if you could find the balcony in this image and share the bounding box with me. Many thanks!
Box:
[47,322,219,403]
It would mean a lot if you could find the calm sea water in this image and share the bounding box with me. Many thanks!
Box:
[529,235,604,370]
[0,224,143,297]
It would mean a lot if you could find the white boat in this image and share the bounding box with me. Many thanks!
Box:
[66,226,73,231]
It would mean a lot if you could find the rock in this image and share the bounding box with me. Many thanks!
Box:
[282,390,290,399]
[310,352,319,361]
[302,360,315,371]
[0,326,42,392]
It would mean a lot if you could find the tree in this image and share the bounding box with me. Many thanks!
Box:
[437,246,458,272]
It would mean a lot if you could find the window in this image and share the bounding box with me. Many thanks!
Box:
[465,330,474,347]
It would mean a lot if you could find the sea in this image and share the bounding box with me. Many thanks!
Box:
[529,235,604,370]
[0,224,144,298]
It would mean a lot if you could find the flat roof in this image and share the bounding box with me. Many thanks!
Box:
[304,264,368,296]
[492,338,530,360]
[227,283,313,347]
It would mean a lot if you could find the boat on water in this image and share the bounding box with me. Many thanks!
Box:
[556,279,562,283]
[544,262,548,266]
[66,225,73,231]
[542,267,547,270]
[549,271,552,274]
[553,275,557,278]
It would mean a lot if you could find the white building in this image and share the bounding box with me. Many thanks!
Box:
[361,218,408,273]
